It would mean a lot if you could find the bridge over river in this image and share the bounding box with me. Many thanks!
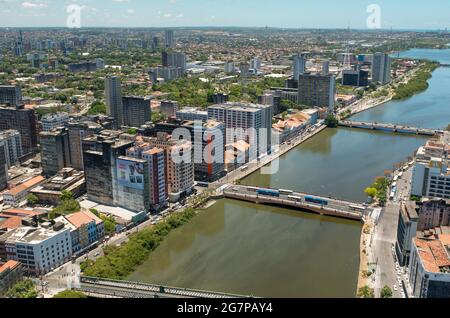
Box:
[339,120,444,136]
[75,276,253,298]
[223,185,375,221]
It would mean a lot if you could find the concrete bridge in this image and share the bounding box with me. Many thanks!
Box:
[338,120,443,136]
[223,185,371,221]
[75,276,252,298]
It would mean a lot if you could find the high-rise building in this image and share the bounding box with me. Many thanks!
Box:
[0,105,38,155]
[176,107,208,122]
[322,60,330,75]
[298,73,336,112]
[0,143,7,191]
[239,62,250,78]
[105,76,124,128]
[293,53,307,80]
[208,102,273,156]
[160,100,179,119]
[152,36,159,49]
[122,96,152,128]
[411,138,450,199]
[250,58,262,71]
[372,52,392,85]
[83,131,134,205]
[149,66,184,83]
[0,130,23,168]
[212,93,229,104]
[162,51,186,74]
[165,30,175,48]
[40,112,70,132]
[40,128,71,177]
[0,85,22,107]
[67,121,102,171]
[342,69,369,87]
[224,61,235,74]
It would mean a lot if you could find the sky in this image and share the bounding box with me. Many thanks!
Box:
[0,0,449,29]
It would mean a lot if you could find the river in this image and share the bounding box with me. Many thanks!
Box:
[128,49,450,298]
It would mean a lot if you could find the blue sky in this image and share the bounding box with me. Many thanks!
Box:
[0,0,449,29]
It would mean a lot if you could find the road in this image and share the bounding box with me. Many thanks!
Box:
[373,166,413,298]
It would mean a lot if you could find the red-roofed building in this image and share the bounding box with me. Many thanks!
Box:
[0,260,23,295]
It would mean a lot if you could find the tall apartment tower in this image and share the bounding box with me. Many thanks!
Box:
[105,76,124,128]
[162,51,187,74]
[0,85,22,107]
[0,142,7,191]
[0,130,23,168]
[293,53,307,80]
[0,105,38,155]
[67,121,102,171]
[298,74,336,112]
[372,52,392,85]
[322,60,330,75]
[160,100,179,119]
[165,30,175,48]
[122,96,152,128]
[40,128,71,177]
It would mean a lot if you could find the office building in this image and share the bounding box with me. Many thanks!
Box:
[0,86,22,107]
[208,102,273,157]
[67,121,102,171]
[149,66,184,82]
[293,53,307,80]
[122,96,152,128]
[3,176,45,207]
[105,76,124,128]
[372,52,392,85]
[298,73,336,112]
[162,51,186,74]
[160,100,179,119]
[342,69,370,87]
[411,137,450,199]
[250,58,262,71]
[83,131,134,206]
[30,168,86,206]
[0,130,23,168]
[0,105,38,155]
[409,231,450,298]
[165,30,175,48]
[40,112,70,132]
[0,143,7,191]
[5,223,72,276]
[40,128,71,177]
[176,107,208,122]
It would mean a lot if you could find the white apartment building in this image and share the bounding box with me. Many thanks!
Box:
[5,223,72,275]
[41,112,70,132]
[176,107,208,122]
[411,137,450,199]
[0,130,23,168]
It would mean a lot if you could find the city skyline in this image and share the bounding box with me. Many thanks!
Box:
[0,0,449,30]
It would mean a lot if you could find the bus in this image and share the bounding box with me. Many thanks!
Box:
[257,189,280,197]
[349,205,366,212]
[305,196,329,206]
[280,189,294,195]
[247,186,260,192]
[288,195,303,202]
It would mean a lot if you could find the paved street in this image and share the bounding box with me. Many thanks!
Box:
[373,166,413,298]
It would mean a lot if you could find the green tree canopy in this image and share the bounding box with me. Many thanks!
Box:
[357,285,375,298]
[381,286,393,298]
[6,279,38,299]
[53,290,87,298]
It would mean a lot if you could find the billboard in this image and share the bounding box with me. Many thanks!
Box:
[117,159,145,190]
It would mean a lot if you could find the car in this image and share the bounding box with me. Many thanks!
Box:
[394,285,398,291]
[94,252,101,257]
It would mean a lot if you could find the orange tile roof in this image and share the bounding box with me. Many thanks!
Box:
[0,260,20,273]
[6,176,45,196]
[0,215,23,230]
[415,237,450,273]
[3,209,42,217]
[66,211,94,229]
[81,210,103,226]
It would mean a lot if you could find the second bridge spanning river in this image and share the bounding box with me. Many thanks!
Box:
[223,185,377,221]
[338,120,444,136]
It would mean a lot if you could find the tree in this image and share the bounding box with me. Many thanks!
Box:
[26,194,39,206]
[127,128,138,135]
[381,286,393,298]
[357,285,375,298]
[60,190,74,202]
[6,279,38,298]
[324,114,339,128]
[53,290,87,298]
[365,187,378,198]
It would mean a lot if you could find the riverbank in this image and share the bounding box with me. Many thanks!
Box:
[392,61,439,100]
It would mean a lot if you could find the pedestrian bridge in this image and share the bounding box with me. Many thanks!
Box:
[223,185,371,221]
[75,276,253,298]
[338,120,443,136]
